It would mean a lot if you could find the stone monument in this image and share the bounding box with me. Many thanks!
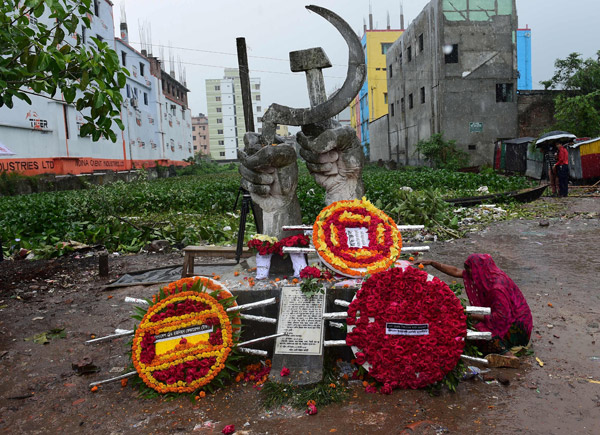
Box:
[239,5,367,236]
[237,5,367,384]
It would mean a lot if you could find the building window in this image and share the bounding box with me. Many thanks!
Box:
[171,104,177,115]
[254,84,260,90]
[220,151,225,156]
[217,118,222,124]
[384,93,388,104]
[408,93,413,109]
[256,106,261,112]
[399,52,403,65]
[121,51,126,66]
[381,42,392,55]
[193,136,196,141]
[468,145,477,150]
[217,129,223,134]
[140,63,145,76]
[257,117,263,122]
[255,95,260,101]
[389,64,393,78]
[202,126,205,130]
[420,87,425,104]
[216,108,222,112]
[401,97,405,113]
[143,92,148,105]
[96,35,103,43]
[407,46,412,62]
[390,103,395,117]
[496,83,514,102]
[418,34,424,53]
[444,44,459,64]
[126,84,131,98]
[215,85,220,91]
[218,141,224,145]
[93,0,99,16]
[216,96,221,101]
[82,27,86,44]
[192,126,196,131]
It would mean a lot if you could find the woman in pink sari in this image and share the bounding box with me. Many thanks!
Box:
[418,254,533,359]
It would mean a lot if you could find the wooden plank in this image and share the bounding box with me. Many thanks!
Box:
[182,245,252,258]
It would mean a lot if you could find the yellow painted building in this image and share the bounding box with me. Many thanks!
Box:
[350,29,403,148]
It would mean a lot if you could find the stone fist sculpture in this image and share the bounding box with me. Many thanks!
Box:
[238,132,302,239]
[297,123,365,204]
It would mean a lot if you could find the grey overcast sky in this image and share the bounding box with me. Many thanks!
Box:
[111,0,600,117]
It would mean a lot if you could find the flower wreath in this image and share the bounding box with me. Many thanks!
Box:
[298,265,333,297]
[247,234,279,255]
[131,277,240,394]
[346,266,467,389]
[274,234,310,256]
[313,198,402,277]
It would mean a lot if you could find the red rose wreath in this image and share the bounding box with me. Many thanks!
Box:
[346,266,467,389]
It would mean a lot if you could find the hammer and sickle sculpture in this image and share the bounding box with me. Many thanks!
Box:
[239,5,367,237]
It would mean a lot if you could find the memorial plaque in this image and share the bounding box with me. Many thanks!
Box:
[345,227,370,248]
[270,286,326,384]
[386,322,429,336]
[275,286,325,355]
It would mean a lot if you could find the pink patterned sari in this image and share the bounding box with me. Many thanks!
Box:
[463,254,533,348]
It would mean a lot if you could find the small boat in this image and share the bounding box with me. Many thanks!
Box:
[445,185,548,207]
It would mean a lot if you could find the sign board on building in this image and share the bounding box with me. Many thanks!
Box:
[469,122,483,133]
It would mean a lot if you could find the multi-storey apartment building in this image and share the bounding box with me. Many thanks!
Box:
[349,18,404,153]
[192,113,210,155]
[205,69,261,161]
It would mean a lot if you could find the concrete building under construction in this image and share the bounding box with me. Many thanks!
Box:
[384,0,519,166]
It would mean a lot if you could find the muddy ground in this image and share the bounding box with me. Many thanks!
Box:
[0,197,599,434]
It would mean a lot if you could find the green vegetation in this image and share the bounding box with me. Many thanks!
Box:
[0,165,534,259]
[261,366,348,409]
[414,133,469,170]
[542,51,600,137]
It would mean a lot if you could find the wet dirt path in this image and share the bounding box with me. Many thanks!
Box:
[0,198,598,434]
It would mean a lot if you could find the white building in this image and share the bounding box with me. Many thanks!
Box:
[205,68,262,161]
[0,0,192,175]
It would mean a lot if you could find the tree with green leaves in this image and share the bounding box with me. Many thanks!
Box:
[541,51,600,138]
[0,0,128,142]
[414,133,469,171]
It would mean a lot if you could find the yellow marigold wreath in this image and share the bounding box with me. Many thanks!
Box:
[131,277,239,394]
[313,198,402,277]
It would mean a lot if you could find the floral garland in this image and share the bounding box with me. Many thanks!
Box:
[345,266,466,389]
[247,234,279,255]
[298,265,333,297]
[132,277,239,394]
[313,198,402,277]
[274,234,310,256]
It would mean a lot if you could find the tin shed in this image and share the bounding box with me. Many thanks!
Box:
[504,137,535,174]
[569,137,600,180]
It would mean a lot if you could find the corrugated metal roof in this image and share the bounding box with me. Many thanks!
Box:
[505,137,535,145]
[569,137,600,149]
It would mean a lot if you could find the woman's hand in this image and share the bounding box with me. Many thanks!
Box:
[414,259,434,266]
